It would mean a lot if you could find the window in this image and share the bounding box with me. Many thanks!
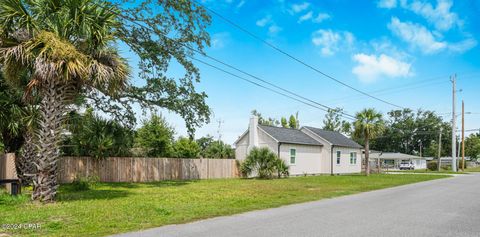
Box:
[336,151,341,165]
[350,152,357,164]
[290,149,296,165]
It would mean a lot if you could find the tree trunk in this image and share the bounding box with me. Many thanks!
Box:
[15,132,37,186]
[31,80,68,203]
[365,137,370,176]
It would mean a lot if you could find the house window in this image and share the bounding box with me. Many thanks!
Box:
[290,149,296,165]
[350,152,357,164]
[336,151,341,165]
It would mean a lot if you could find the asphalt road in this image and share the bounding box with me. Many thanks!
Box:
[114,173,480,237]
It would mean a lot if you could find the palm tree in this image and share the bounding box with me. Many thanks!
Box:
[353,108,385,176]
[0,0,129,202]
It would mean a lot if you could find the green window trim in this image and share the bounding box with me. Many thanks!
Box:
[290,148,296,165]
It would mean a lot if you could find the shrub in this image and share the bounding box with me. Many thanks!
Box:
[240,147,289,179]
[172,137,201,158]
[70,175,99,191]
[427,161,438,171]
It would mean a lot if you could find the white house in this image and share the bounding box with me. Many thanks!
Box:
[368,151,427,170]
[234,116,363,175]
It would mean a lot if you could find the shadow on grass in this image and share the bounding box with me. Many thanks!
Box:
[92,179,200,189]
[58,189,131,201]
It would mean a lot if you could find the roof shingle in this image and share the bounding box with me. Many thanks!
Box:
[258,125,322,146]
[303,126,363,149]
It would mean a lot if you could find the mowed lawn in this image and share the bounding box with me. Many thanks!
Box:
[1,174,449,237]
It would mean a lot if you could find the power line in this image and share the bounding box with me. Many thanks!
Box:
[192,57,355,120]
[197,1,405,109]
[97,3,357,120]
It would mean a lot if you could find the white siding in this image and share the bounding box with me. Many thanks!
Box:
[301,127,362,174]
[235,131,249,161]
[279,144,323,175]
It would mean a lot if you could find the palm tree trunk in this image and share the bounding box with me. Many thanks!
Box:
[32,80,68,202]
[365,137,370,176]
[15,132,37,186]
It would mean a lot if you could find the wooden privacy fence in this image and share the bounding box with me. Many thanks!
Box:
[58,157,240,183]
[0,153,17,180]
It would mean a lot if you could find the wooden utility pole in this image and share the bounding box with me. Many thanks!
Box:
[462,100,465,171]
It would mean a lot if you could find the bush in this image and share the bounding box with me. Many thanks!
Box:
[240,147,289,179]
[70,175,99,191]
[427,161,438,171]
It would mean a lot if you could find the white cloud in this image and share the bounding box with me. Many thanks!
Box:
[298,11,313,23]
[377,0,397,9]
[211,32,230,49]
[256,15,272,27]
[312,30,355,56]
[352,53,412,83]
[388,17,447,54]
[313,13,331,23]
[448,38,478,53]
[378,0,460,31]
[291,2,310,13]
[408,0,459,31]
[268,24,283,36]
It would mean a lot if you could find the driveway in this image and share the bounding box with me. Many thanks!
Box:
[114,173,480,237]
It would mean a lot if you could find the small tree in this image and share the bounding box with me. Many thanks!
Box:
[240,147,289,179]
[204,141,234,159]
[353,108,385,176]
[289,115,299,129]
[173,137,201,158]
[281,117,289,128]
[135,114,175,157]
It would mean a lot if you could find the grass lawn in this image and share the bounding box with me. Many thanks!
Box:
[465,166,480,172]
[1,174,449,237]
[389,169,466,174]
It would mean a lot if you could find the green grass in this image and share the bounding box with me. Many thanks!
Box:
[465,166,480,172]
[0,174,449,237]
[389,169,466,174]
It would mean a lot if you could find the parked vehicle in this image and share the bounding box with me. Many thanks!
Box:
[399,161,415,170]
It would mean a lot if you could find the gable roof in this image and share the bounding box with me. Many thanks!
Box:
[303,126,363,149]
[258,125,322,146]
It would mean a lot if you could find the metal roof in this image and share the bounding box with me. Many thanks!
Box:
[303,126,363,149]
[369,152,424,160]
[258,125,322,146]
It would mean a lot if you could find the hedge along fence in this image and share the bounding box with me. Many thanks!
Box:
[58,157,240,183]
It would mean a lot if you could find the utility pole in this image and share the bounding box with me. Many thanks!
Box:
[216,119,224,141]
[462,100,465,172]
[451,74,457,172]
[438,128,442,172]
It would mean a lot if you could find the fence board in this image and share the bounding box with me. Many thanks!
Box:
[57,157,238,183]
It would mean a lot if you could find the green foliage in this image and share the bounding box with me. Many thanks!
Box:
[323,107,351,135]
[427,161,438,171]
[63,109,135,159]
[465,133,480,159]
[0,74,26,153]
[353,108,385,142]
[135,114,175,157]
[240,147,289,179]
[196,135,214,152]
[172,137,201,158]
[281,117,288,128]
[289,114,299,129]
[251,110,300,128]
[369,109,451,156]
[70,175,99,191]
[203,141,235,159]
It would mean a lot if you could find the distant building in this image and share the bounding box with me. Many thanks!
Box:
[368,151,427,170]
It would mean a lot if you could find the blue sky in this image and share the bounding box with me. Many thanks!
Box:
[122,0,480,144]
